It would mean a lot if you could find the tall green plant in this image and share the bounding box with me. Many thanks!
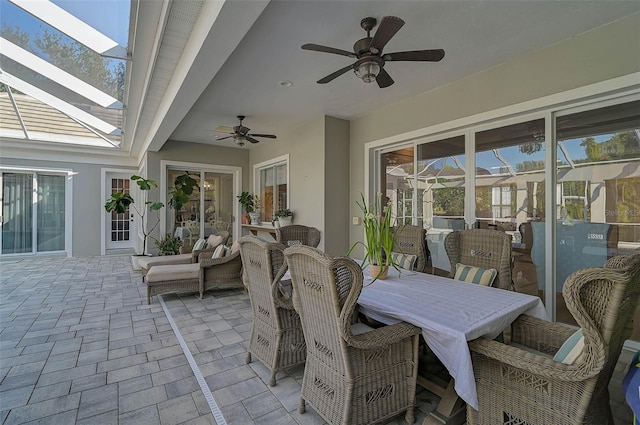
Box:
[347,193,397,270]
[104,175,163,255]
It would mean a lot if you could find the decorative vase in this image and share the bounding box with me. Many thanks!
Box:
[249,211,261,225]
[369,264,389,280]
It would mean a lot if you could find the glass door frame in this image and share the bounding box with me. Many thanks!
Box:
[160,160,242,243]
[1,165,73,257]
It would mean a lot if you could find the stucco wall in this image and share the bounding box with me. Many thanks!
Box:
[324,116,350,256]
[0,157,136,257]
[348,13,640,252]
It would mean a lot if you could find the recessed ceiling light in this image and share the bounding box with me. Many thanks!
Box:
[279,80,293,87]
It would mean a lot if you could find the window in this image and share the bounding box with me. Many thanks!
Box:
[255,155,288,223]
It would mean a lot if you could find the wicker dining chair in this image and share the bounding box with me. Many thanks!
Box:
[276,224,321,248]
[284,245,421,425]
[467,254,640,425]
[392,224,430,272]
[238,236,306,386]
[444,229,513,290]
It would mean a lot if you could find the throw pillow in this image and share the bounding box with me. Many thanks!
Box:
[192,238,207,251]
[230,241,241,254]
[553,329,584,365]
[391,252,418,271]
[454,263,498,286]
[211,244,226,259]
[207,234,224,248]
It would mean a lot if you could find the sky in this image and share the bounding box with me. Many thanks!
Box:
[1,0,130,46]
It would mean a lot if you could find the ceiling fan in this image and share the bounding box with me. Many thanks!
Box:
[214,115,277,147]
[302,16,445,88]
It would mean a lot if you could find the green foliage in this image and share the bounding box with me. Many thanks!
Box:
[274,208,293,218]
[104,175,164,255]
[237,191,255,213]
[433,187,465,216]
[154,234,183,256]
[347,193,398,273]
[168,173,199,211]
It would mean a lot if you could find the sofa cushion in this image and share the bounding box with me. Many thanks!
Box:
[207,234,224,249]
[146,263,199,283]
[139,254,192,270]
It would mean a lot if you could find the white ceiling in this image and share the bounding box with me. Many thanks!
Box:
[135,1,640,152]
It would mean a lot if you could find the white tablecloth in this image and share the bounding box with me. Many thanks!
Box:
[357,267,548,409]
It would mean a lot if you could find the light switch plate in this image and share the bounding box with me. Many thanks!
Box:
[352,217,360,225]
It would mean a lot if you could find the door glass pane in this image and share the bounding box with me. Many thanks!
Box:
[110,177,131,243]
[168,169,201,244]
[555,100,640,332]
[204,172,233,239]
[382,146,414,226]
[417,136,466,273]
[2,173,33,254]
[37,174,65,251]
[475,119,546,298]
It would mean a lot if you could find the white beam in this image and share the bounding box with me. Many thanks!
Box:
[1,38,122,109]
[0,70,121,135]
[8,0,127,59]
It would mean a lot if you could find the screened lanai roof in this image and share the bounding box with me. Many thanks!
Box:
[0,0,129,148]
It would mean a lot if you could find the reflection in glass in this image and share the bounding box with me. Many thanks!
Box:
[554,100,640,331]
[37,174,65,251]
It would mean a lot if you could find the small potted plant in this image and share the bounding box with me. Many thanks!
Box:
[104,175,164,270]
[249,195,261,225]
[155,234,182,255]
[237,191,255,224]
[274,208,293,227]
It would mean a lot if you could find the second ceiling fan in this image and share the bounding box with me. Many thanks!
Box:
[215,115,276,147]
[302,16,445,88]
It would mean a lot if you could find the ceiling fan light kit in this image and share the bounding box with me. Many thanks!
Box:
[302,15,444,88]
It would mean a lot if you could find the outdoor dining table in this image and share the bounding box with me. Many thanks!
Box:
[357,267,548,425]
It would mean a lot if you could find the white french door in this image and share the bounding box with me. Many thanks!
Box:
[105,173,136,250]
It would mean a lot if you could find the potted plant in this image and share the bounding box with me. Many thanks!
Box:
[248,195,261,225]
[237,191,254,224]
[104,175,164,270]
[154,233,183,255]
[347,192,398,280]
[273,208,293,227]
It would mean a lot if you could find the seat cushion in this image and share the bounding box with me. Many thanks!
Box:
[146,263,199,283]
[454,263,498,286]
[139,254,192,270]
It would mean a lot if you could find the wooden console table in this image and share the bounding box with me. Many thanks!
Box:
[242,224,277,239]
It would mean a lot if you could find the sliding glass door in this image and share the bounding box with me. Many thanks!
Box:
[1,172,66,255]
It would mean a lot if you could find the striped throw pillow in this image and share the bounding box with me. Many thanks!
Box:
[211,244,226,259]
[454,263,497,286]
[553,329,584,364]
[192,238,207,251]
[391,252,418,271]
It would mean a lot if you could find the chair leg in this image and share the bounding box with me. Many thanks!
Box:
[298,397,306,414]
[269,370,276,387]
[405,407,415,424]
[246,352,251,364]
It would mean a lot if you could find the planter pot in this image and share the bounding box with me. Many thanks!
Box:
[278,216,293,227]
[249,212,261,225]
[242,214,249,224]
[273,219,281,229]
[369,264,389,280]
[131,254,151,271]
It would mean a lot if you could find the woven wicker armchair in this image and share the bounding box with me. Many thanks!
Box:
[284,245,421,425]
[444,229,513,290]
[198,247,243,296]
[238,236,306,386]
[393,224,429,272]
[276,224,321,248]
[467,254,640,425]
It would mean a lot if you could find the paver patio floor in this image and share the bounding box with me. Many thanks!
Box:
[0,255,635,424]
